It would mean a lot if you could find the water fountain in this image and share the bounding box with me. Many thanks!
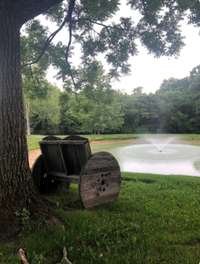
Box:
[143,135,175,153]
[94,135,200,176]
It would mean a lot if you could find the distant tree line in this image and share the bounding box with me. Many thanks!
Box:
[122,65,200,133]
[23,64,200,135]
[120,65,200,133]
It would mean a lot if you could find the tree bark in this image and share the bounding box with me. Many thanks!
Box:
[0,1,66,237]
[0,14,33,223]
[17,0,63,24]
[0,0,63,25]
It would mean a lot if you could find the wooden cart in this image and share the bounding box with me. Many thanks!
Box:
[31,135,121,208]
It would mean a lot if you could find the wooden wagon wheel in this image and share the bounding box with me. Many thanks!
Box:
[31,154,60,193]
[79,152,121,208]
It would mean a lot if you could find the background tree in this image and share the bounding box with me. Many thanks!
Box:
[30,83,61,134]
[60,61,124,134]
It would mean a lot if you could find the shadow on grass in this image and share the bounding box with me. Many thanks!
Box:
[122,177,157,184]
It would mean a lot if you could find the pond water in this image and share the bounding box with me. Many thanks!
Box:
[93,140,200,176]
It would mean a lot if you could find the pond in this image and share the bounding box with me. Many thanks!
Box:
[92,137,200,176]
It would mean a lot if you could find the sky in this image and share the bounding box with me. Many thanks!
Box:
[112,22,200,94]
[46,1,200,94]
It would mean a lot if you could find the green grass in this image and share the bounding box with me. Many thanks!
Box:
[1,172,200,263]
[27,135,44,150]
[178,134,200,144]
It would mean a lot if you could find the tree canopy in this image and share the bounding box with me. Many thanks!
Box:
[21,0,200,85]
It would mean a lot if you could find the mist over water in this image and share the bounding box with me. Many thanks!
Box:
[142,135,175,153]
[102,135,200,176]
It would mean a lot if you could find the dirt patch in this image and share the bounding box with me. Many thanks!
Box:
[91,138,147,145]
[29,149,41,168]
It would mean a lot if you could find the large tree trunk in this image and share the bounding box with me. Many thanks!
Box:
[0,1,64,239]
[0,14,33,231]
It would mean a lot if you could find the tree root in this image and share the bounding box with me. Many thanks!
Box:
[0,192,63,242]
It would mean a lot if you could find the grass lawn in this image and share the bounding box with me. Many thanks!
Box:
[27,135,45,151]
[179,134,200,144]
[1,172,200,263]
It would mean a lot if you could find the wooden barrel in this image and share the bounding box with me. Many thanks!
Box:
[61,136,92,175]
[40,135,92,176]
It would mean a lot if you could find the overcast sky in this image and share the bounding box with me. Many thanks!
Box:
[46,2,200,94]
[112,22,200,94]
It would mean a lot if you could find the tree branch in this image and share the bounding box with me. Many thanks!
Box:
[23,15,68,67]
[23,0,76,67]
[76,17,117,34]
[87,19,112,31]
[65,1,78,90]
[22,0,78,91]
[23,0,78,92]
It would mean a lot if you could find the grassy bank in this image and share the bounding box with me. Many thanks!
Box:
[179,134,200,144]
[1,172,200,263]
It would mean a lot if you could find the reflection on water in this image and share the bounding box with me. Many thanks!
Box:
[94,143,200,176]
